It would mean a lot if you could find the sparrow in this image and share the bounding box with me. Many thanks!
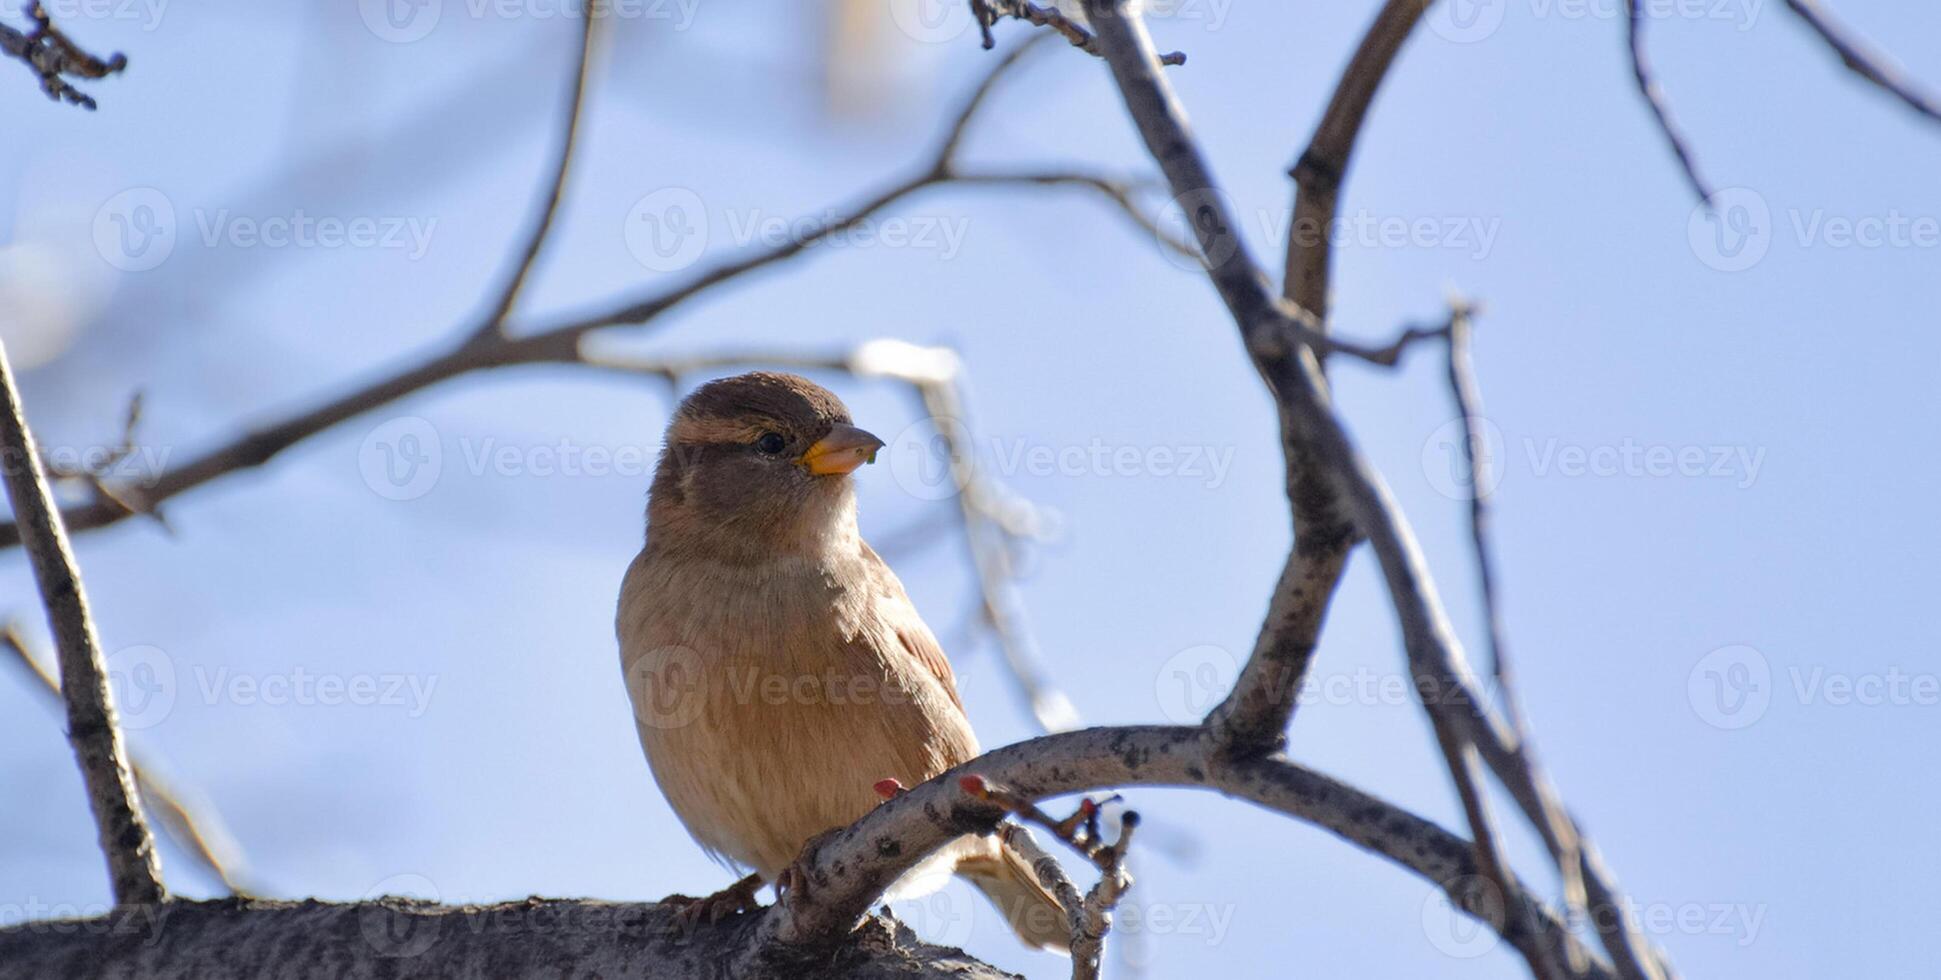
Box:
[616,371,1068,950]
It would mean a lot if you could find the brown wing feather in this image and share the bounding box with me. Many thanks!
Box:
[860,541,965,715]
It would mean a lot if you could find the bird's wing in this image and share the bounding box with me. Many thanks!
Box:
[860,541,965,716]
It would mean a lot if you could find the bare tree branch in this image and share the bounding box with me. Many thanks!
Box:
[0,341,164,906]
[959,777,1138,979]
[762,726,1611,977]
[1203,0,1435,759]
[2,624,256,897]
[1626,0,1715,205]
[1073,4,1671,976]
[1282,0,1430,318]
[1785,0,1941,124]
[466,9,602,345]
[0,1,126,110]
[0,42,1173,550]
[905,367,1080,732]
[1440,304,1588,920]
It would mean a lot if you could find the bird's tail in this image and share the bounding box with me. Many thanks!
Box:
[955,831,1072,953]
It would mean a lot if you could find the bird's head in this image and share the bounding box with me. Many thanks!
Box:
[645,371,885,562]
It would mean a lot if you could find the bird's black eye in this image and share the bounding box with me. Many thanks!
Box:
[755,432,787,455]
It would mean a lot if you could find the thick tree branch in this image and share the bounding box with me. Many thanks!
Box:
[0,899,1017,980]
[762,726,1610,978]
[0,341,164,906]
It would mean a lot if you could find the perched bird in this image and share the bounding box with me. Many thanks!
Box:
[617,371,1067,950]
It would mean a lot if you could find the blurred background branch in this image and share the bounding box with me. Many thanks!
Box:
[0,1,126,110]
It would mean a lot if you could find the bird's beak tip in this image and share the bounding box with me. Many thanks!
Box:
[799,424,885,476]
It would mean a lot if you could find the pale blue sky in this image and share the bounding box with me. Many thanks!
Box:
[2,1,1937,977]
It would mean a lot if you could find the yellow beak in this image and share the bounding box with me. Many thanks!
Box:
[798,424,885,476]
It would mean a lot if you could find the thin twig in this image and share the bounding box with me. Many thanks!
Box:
[1626,0,1715,205]
[1440,307,1603,975]
[1428,705,1568,980]
[973,0,1186,66]
[1,624,255,897]
[0,340,164,906]
[1785,0,1941,124]
[938,33,1055,167]
[467,8,602,344]
[1284,0,1431,324]
[907,373,1078,733]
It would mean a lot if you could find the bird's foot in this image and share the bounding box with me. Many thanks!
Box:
[661,872,764,933]
[776,828,845,904]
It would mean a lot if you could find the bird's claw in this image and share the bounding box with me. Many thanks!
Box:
[776,828,845,903]
[662,872,763,933]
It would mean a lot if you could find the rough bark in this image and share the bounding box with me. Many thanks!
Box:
[0,898,1019,980]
